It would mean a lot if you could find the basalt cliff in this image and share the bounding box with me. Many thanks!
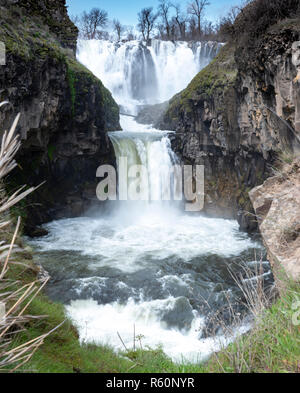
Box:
[158,16,300,283]
[0,0,120,235]
[159,20,300,233]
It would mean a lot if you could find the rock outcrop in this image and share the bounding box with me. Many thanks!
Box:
[159,19,300,231]
[250,158,300,287]
[0,0,120,234]
[135,101,169,125]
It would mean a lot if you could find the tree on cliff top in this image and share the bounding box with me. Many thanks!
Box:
[138,7,159,44]
[81,8,108,39]
[113,19,124,41]
[158,0,172,40]
[187,0,210,38]
[172,3,188,40]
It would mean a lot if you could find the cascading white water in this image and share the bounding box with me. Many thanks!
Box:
[108,116,179,204]
[76,39,222,202]
[28,39,273,363]
[77,39,223,113]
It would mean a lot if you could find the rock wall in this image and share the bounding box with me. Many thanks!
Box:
[0,0,120,235]
[159,20,300,231]
[250,158,300,287]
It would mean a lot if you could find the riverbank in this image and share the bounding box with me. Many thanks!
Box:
[2,240,298,373]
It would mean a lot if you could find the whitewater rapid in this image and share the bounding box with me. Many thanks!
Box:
[30,209,270,363]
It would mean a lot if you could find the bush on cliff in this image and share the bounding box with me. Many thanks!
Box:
[220,0,300,43]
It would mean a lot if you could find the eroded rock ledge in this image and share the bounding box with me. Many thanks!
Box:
[250,159,300,287]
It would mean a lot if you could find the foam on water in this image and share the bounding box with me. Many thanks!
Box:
[32,213,260,274]
[65,297,252,363]
[30,209,265,362]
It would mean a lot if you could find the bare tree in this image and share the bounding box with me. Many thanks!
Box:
[125,26,136,41]
[216,6,240,40]
[81,8,108,39]
[188,16,198,40]
[137,7,159,44]
[158,0,172,40]
[172,3,188,40]
[113,19,124,41]
[202,19,215,39]
[187,0,210,38]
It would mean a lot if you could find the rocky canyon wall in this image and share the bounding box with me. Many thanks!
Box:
[159,19,300,232]
[0,0,120,235]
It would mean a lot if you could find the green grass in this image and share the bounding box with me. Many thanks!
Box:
[164,43,238,127]
[206,283,300,373]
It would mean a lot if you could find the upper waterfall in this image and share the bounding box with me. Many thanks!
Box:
[77,39,223,114]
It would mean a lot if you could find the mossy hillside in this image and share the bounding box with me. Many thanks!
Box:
[66,57,120,129]
[0,4,119,127]
[10,0,78,51]
[0,5,67,61]
[165,44,237,124]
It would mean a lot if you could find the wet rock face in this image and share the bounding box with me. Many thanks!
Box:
[136,101,169,125]
[250,158,300,288]
[160,297,195,331]
[160,27,300,231]
[0,1,120,233]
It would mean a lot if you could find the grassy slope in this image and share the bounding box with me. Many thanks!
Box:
[163,43,237,126]
[210,284,300,373]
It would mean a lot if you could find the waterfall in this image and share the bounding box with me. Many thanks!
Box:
[77,39,223,113]
[77,38,222,202]
[29,38,273,363]
[109,128,178,203]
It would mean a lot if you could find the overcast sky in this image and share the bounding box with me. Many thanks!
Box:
[66,0,243,26]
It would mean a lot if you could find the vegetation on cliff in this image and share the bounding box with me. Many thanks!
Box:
[0,3,119,126]
[163,43,237,127]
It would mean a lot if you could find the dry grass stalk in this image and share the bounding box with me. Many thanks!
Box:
[0,103,56,372]
[209,258,276,373]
